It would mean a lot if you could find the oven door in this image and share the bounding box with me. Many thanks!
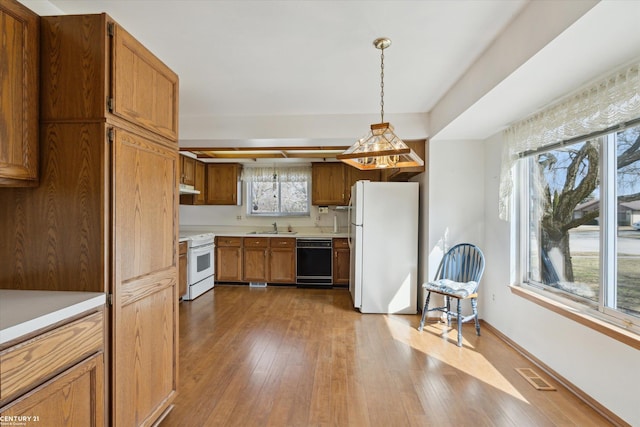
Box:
[188,244,214,285]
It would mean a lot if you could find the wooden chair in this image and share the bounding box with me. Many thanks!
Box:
[418,243,485,347]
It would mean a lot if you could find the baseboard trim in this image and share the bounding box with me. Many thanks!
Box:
[482,320,630,427]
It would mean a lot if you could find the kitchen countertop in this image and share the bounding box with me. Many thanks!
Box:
[0,290,106,345]
[179,226,349,239]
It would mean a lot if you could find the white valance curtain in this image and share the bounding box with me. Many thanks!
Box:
[499,58,640,220]
[242,166,311,182]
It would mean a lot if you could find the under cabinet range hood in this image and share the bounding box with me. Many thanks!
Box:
[179,184,200,195]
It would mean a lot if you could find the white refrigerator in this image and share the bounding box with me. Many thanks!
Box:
[348,180,419,314]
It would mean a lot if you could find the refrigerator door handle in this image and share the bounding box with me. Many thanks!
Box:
[347,196,353,249]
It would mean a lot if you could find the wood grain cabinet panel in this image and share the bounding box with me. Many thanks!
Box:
[243,238,269,282]
[0,353,104,427]
[216,237,243,282]
[333,238,350,286]
[0,13,179,427]
[206,163,241,205]
[0,309,105,427]
[312,163,347,206]
[179,241,188,298]
[0,0,39,186]
[269,238,296,283]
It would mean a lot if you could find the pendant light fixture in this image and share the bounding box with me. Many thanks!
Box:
[337,37,424,170]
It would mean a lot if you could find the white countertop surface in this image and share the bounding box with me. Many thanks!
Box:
[0,290,106,345]
[179,226,348,239]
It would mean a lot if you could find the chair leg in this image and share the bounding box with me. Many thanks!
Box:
[456,298,463,347]
[471,297,480,336]
[445,296,451,325]
[418,292,431,331]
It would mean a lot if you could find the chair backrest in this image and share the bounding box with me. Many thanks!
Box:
[435,243,485,286]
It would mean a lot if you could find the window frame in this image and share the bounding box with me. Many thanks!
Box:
[245,174,311,218]
[514,127,640,336]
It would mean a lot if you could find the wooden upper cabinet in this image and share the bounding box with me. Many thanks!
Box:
[0,0,39,186]
[312,163,348,206]
[206,163,241,205]
[111,23,179,141]
[40,14,179,142]
[380,139,427,182]
[180,155,196,186]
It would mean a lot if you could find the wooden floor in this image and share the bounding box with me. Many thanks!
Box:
[160,285,611,427]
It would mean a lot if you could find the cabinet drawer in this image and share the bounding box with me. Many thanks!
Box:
[216,236,242,247]
[243,237,269,248]
[333,238,349,249]
[270,237,295,248]
[0,310,104,405]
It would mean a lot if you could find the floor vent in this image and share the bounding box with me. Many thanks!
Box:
[516,368,556,391]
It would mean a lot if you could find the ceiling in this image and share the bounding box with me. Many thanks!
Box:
[19,0,640,163]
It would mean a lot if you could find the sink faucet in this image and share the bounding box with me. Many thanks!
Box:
[272,222,278,232]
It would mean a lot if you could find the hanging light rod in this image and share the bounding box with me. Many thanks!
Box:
[337,37,424,171]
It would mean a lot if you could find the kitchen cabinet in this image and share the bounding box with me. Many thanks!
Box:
[179,241,188,299]
[0,0,39,186]
[0,14,179,427]
[216,236,243,282]
[180,155,196,186]
[312,162,381,206]
[380,139,427,182]
[243,237,269,282]
[269,237,296,283]
[180,159,206,205]
[333,238,350,286]
[312,162,348,205]
[206,163,241,205]
[0,309,105,426]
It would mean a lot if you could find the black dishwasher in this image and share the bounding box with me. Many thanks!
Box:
[296,238,333,286]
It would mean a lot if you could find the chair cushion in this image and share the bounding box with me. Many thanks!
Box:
[422,279,478,298]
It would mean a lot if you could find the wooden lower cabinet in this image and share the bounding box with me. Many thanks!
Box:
[0,310,105,426]
[333,238,350,286]
[243,238,269,282]
[268,238,296,283]
[216,237,243,282]
[179,241,188,298]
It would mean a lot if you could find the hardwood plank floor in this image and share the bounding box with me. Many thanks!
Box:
[160,285,612,427]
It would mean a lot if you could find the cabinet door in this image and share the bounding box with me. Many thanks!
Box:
[0,0,39,186]
[333,238,350,285]
[312,163,347,206]
[112,128,178,427]
[180,155,195,185]
[215,237,243,282]
[269,238,295,283]
[111,22,179,141]
[0,353,104,427]
[243,238,269,282]
[206,163,240,205]
[178,242,187,298]
[193,161,206,204]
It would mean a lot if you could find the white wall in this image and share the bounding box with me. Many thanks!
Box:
[418,139,485,310]
[480,133,639,426]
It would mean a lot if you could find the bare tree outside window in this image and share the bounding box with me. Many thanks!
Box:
[528,125,640,317]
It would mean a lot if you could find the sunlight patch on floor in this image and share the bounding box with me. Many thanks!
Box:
[383,315,529,403]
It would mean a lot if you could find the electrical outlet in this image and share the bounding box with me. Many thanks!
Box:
[236,215,242,220]
[318,206,329,214]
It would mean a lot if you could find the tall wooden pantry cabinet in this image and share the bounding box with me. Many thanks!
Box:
[0,13,180,426]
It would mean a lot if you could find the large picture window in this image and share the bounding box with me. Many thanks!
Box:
[245,166,311,217]
[520,125,640,324]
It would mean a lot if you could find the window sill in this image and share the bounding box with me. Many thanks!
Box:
[509,284,640,351]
